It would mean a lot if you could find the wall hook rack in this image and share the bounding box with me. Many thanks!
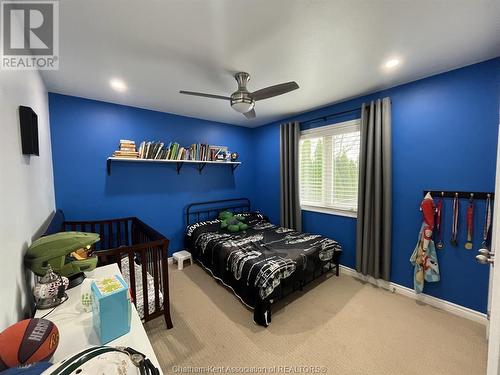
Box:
[423,190,494,200]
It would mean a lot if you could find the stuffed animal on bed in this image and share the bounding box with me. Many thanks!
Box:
[219,211,248,232]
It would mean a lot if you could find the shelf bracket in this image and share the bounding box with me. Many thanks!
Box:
[107,159,112,176]
[176,162,184,174]
[231,164,239,173]
[197,163,207,174]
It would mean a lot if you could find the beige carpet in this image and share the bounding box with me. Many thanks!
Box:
[145,264,487,375]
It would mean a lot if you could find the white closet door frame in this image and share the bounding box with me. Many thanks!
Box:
[487,122,500,375]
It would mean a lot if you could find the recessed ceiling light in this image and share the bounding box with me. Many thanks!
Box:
[110,78,127,92]
[384,59,401,69]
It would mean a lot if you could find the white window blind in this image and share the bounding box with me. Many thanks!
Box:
[299,119,360,215]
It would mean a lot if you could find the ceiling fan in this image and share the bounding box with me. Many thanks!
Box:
[179,72,299,119]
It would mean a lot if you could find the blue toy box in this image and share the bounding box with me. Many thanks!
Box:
[91,274,131,344]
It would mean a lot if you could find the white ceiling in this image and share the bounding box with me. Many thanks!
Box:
[41,0,500,127]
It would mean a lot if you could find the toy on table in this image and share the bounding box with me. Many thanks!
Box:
[0,318,59,371]
[79,278,94,313]
[91,274,131,344]
[24,232,100,288]
[33,265,69,309]
[219,211,248,232]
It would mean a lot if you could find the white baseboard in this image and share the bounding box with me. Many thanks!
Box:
[339,265,488,325]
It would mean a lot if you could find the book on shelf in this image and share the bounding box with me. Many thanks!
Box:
[154,143,164,159]
[116,139,234,163]
[113,139,138,158]
[138,141,145,158]
[119,139,135,146]
[112,151,139,158]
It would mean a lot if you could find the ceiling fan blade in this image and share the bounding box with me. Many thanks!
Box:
[243,109,256,119]
[250,81,299,101]
[179,90,230,100]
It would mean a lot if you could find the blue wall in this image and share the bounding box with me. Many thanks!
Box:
[253,58,500,313]
[49,58,499,313]
[49,94,256,253]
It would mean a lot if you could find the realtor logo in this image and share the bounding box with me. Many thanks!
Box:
[1,0,59,70]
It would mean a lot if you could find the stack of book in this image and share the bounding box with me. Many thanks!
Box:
[188,144,222,161]
[138,141,168,159]
[137,141,228,162]
[112,139,139,158]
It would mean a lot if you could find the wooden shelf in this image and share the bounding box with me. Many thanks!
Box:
[106,157,241,175]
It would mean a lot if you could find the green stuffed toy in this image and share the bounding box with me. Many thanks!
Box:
[219,211,248,232]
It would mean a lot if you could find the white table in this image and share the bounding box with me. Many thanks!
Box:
[35,264,163,374]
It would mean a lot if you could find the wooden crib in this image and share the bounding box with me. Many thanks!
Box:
[44,210,173,329]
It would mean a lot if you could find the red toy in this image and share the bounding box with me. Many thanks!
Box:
[420,192,435,247]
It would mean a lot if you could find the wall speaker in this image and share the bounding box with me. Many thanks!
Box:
[19,106,39,156]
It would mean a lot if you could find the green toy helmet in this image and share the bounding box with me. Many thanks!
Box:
[25,232,100,284]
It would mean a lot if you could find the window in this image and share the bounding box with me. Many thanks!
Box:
[299,119,360,216]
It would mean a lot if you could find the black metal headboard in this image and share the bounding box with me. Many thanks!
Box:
[185,198,251,227]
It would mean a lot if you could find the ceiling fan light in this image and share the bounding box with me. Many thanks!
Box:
[180,72,298,119]
[232,101,255,113]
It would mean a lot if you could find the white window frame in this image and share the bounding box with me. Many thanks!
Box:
[299,119,360,218]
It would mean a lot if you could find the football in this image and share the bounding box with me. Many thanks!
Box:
[0,318,59,370]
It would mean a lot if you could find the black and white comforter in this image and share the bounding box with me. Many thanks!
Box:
[185,213,342,326]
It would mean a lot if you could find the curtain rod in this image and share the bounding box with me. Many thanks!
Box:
[300,107,361,126]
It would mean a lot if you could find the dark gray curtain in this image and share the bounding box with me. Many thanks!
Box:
[280,121,301,231]
[356,98,392,280]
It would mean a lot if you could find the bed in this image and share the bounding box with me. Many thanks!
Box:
[185,198,342,326]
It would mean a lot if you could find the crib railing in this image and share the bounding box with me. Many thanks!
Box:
[63,217,173,329]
